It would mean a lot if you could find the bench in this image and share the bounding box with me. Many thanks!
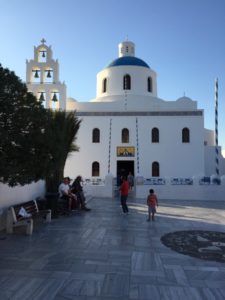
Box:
[6,199,51,235]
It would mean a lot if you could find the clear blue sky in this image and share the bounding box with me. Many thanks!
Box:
[0,0,225,152]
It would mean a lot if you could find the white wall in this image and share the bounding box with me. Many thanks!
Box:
[84,175,225,202]
[0,181,45,208]
[65,114,205,180]
[138,115,204,177]
[204,146,225,176]
[96,66,157,98]
[0,181,45,230]
[66,95,198,112]
[136,177,225,201]
[204,128,214,146]
[65,116,112,179]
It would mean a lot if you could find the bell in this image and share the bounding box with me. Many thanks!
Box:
[39,92,45,101]
[34,70,39,78]
[42,51,46,58]
[47,70,51,78]
[52,93,58,102]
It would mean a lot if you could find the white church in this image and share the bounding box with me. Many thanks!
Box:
[26,39,225,188]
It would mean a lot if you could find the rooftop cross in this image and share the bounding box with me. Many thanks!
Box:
[41,38,46,44]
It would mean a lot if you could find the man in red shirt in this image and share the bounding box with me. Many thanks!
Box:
[120,176,129,214]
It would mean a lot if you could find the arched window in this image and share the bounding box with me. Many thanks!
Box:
[92,161,100,177]
[122,128,129,143]
[147,77,152,92]
[92,128,100,143]
[182,127,190,143]
[102,78,107,93]
[123,74,131,90]
[152,162,160,177]
[152,127,159,143]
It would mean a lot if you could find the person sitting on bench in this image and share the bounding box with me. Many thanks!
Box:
[58,177,77,211]
[71,176,91,211]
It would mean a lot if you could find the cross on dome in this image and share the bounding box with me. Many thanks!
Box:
[41,38,46,44]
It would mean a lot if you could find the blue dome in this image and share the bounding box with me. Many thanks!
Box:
[107,56,150,68]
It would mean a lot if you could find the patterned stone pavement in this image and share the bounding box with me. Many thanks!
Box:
[0,196,225,299]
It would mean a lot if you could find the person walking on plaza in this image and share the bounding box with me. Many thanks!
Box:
[120,176,129,214]
[147,189,158,221]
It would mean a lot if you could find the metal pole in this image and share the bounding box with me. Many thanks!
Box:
[215,78,219,176]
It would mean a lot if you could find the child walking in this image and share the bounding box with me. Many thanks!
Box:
[147,189,158,221]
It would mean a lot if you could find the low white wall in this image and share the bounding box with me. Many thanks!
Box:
[0,181,45,230]
[84,184,113,198]
[0,181,45,208]
[136,182,225,201]
[134,175,225,201]
[83,175,225,201]
[83,174,114,198]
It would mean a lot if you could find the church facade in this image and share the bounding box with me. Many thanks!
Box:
[26,40,225,182]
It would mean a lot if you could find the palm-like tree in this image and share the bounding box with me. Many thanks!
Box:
[44,110,81,193]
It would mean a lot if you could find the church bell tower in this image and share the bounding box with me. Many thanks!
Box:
[26,39,66,110]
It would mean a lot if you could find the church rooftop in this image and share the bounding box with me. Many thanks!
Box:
[107,56,150,68]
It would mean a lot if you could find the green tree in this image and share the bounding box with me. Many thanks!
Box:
[0,64,47,186]
[0,64,81,192]
[44,109,81,193]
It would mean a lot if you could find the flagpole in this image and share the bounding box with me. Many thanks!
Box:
[215,78,219,176]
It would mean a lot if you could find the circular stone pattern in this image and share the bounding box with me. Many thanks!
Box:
[161,230,225,263]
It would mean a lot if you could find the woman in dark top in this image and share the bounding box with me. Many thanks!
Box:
[71,176,91,211]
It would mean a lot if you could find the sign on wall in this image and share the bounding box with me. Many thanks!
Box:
[117,147,135,157]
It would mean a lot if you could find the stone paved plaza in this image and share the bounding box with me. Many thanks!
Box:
[0,196,225,300]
